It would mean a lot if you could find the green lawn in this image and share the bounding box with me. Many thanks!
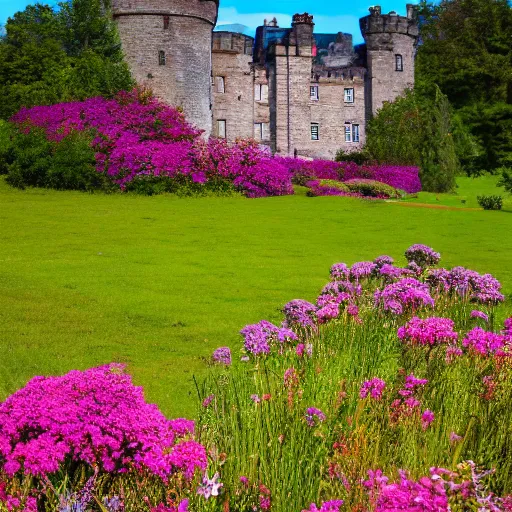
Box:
[402,174,512,210]
[1,176,511,418]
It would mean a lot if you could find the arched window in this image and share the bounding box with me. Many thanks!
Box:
[395,54,403,72]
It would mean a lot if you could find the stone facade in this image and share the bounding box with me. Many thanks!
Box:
[114,2,418,158]
[112,0,218,137]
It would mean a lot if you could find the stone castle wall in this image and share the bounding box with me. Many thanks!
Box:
[113,0,218,137]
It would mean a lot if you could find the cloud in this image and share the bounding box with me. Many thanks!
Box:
[217,7,363,42]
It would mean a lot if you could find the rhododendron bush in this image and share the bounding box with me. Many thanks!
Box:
[1,244,511,511]
[7,90,421,199]
[9,91,293,198]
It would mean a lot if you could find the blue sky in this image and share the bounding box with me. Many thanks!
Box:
[0,0,418,43]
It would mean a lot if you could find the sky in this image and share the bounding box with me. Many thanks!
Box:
[0,0,419,43]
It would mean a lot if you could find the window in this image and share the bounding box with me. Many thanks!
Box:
[310,85,319,101]
[352,124,360,143]
[395,54,403,72]
[158,51,166,66]
[311,123,319,141]
[217,120,226,139]
[254,122,270,141]
[344,88,354,103]
[344,124,352,143]
[254,84,268,102]
[163,15,170,29]
[216,76,225,94]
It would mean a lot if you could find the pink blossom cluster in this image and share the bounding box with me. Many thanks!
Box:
[405,244,442,268]
[0,364,206,479]
[240,320,298,355]
[428,267,505,304]
[374,278,435,315]
[283,300,318,330]
[302,500,344,512]
[462,327,509,357]
[397,317,459,347]
[359,378,386,400]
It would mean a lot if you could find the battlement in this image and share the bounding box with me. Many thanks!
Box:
[112,0,218,26]
[292,13,314,26]
[359,4,418,40]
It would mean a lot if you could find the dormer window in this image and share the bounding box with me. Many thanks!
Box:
[395,54,403,72]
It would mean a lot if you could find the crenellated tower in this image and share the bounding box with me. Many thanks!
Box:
[360,4,418,116]
[112,0,219,136]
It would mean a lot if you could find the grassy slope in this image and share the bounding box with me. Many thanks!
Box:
[1,176,511,418]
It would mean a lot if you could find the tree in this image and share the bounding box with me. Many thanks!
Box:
[365,87,462,192]
[416,0,512,172]
[0,0,133,119]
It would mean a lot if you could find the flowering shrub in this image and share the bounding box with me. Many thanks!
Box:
[240,320,298,355]
[9,92,293,198]
[0,364,206,480]
[405,244,442,268]
[374,278,435,315]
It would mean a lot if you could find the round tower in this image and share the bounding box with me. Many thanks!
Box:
[112,0,219,136]
[360,4,418,116]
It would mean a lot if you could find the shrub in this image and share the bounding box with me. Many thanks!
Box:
[477,195,503,210]
[335,149,370,165]
[498,167,512,194]
[0,120,13,175]
[343,179,401,199]
[8,92,294,198]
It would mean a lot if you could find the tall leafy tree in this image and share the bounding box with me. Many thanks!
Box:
[0,0,133,119]
[416,0,512,171]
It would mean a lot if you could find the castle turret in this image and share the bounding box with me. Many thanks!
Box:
[112,0,219,136]
[360,4,418,116]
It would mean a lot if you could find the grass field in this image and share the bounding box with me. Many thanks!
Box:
[1,175,511,418]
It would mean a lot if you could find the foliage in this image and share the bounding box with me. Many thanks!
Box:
[0,0,133,119]
[5,127,111,192]
[365,88,460,193]
[0,121,13,175]
[343,179,402,199]
[334,149,370,165]
[498,168,512,194]
[477,195,503,211]
[416,0,512,172]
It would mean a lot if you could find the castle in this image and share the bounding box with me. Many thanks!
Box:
[112,0,418,159]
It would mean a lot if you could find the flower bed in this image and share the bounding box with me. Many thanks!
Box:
[10,91,293,198]
[1,245,510,511]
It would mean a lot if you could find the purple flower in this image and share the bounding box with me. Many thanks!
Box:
[250,394,261,404]
[445,346,464,364]
[404,374,429,390]
[283,300,317,330]
[197,472,223,499]
[202,394,215,408]
[316,302,340,323]
[212,347,232,365]
[397,316,458,347]
[421,410,435,430]
[302,500,344,512]
[405,244,441,268]
[329,263,350,281]
[360,378,386,400]
[463,327,507,357]
[240,320,297,356]
[375,278,435,314]
[374,255,395,268]
[505,317,512,335]
[471,310,489,322]
[347,304,359,317]
[239,476,249,486]
[350,261,377,281]
[305,407,326,427]
[449,432,463,444]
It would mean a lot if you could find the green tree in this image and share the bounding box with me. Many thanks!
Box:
[416,0,512,171]
[0,0,133,119]
[365,87,462,192]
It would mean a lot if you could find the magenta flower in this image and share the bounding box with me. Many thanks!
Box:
[421,410,435,430]
[302,500,344,512]
[212,347,232,365]
[360,378,386,400]
[305,407,326,427]
[397,316,458,347]
[463,327,507,357]
[202,394,215,408]
[471,310,489,323]
[197,472,223,499]
[329,263,350,281]
[405,244,441,268]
